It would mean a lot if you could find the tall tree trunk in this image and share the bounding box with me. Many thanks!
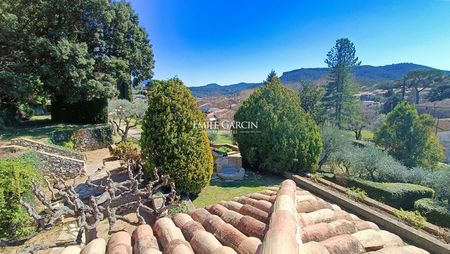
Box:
[415,87,420,104]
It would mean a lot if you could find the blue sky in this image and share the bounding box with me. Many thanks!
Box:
[128,0,450,87]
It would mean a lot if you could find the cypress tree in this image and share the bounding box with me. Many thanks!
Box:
[234,72,322,174]
[141,78,213,194]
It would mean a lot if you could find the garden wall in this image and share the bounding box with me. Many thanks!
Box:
[52,124,113,151]
[0,144,85,179]
[37,151,85,179]
[11,138,85,160]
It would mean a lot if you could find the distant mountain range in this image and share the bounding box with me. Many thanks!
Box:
[189,63,449,97]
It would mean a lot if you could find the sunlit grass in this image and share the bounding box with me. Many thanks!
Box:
[192,172,281,208]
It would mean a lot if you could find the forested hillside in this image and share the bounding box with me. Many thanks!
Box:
[190,63,449,97]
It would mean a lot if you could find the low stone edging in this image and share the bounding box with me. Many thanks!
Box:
[283,172,450,254]
[11,138,85,161]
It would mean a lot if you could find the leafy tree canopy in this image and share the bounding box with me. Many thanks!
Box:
[374,102,444,168]
[108,98,146,142]
[0,0,154,123]
[399,70,448,104]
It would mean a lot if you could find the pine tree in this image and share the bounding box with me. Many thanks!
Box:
[322,38,361,128]
[141,78,213,194]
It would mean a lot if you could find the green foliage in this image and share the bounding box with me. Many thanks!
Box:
[347,144,394,181]
[346,187,367,201]
[318,126,353,169]
[374,102,444,168]
[321,129,448,201]
[382,89,402,114]
[322,38,361,128]
[300,83,326,124]
[215,146,233,154]
[0,153,41,241]
[51,97,109,124]
[109,99,147,142]
[348,178,434,209]
[18,104,34,120]
[110,141,140,162]
[141,78,213,194]
[414,198,450,228]
[168,201,190,216]
[309,173,323,182]
[400,70,449,104]
[428,77,450,102]
[0,0,154,122]
[393,209,427,229]
[233,72,322,174]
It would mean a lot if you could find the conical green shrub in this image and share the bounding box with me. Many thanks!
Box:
[234,73,322,174]
[141,78,213,194]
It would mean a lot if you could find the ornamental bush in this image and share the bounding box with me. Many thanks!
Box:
[414,198,450,228]
[0,152,41,241]
[348,178,434,209]
[141,78,213,194]
[233,73,322,174]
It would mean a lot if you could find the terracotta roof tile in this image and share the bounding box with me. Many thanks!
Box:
[63,179,433,254]
[81,238,107,254]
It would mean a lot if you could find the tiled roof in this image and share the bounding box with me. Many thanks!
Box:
[62,180,430,254]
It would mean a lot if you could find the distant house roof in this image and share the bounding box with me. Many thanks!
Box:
[63,180,430,254]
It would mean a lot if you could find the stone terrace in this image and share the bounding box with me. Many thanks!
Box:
[57,180,430,254]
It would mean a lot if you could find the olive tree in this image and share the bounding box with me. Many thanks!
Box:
[109,99,146,142]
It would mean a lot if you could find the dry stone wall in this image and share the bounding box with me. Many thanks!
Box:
[11,138,85,160]
[38,151,85,179]
[9,138,86,179]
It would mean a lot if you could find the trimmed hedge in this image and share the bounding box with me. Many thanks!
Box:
[51,97,108,124]
[414,198,450,228]
[348,178,434,209]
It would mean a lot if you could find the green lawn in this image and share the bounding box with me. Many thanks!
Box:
[207,131,234,145]
[0,115,98,144]
[192,172,282,208]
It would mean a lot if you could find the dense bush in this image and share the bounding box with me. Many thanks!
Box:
[0,153,41,241]
[319,127,353,169]
[141,78,213,194]
[414,198,450,228]
[374,102,444,168]
[51,97,108,124]
[320,127,449,200]
[234,73,322,174]
[347,178,434,209]
[393,209,427,229]
[110,141,140,164]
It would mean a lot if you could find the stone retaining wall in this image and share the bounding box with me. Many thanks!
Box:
[11,138,85,161]
[38,151,85,179]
